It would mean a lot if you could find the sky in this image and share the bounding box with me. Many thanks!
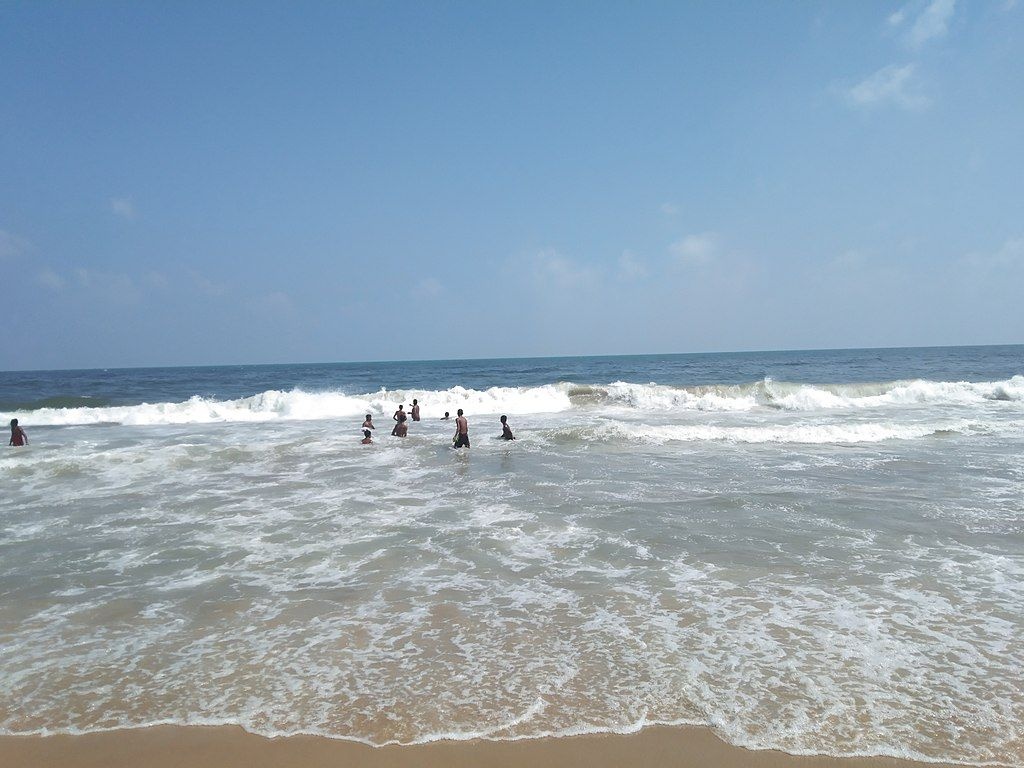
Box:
[1,0,1022,370]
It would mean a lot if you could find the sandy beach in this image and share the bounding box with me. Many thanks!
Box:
[1,725,970,768]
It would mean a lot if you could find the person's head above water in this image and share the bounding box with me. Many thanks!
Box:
[10,419,17,428]
[444,411,449,417]
[365,413,372,420]
[363,430,371,438]
[457,408,464,416]
[500,415,507,423]
[398,404,404,409]
[412,398,418,405]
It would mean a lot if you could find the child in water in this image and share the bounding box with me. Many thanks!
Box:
[9,419,28,446]
[500,415,515,440]
[361,429,373,445]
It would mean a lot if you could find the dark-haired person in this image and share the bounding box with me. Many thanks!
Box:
[452,409,469,449]
[361,429,373,445]
[9,419,27,446]
[362,413,375,432]
[410,399,421,422]
[392,404,408,437]
[440,411,450,420]
[499,415,515,441]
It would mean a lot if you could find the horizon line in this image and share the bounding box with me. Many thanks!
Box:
[1,341,1021,376]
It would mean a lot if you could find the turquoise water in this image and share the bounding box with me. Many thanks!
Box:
[1,346,1022,764]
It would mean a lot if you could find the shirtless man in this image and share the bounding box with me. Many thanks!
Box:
[361,429,373,445]
[410,399,421,421]
[452,408,469,449]
[392,404,408,437]
[362,414,375,431]
[499,415,515,440]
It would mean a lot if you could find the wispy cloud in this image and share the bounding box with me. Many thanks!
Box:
[413,277,444,298]
[670,233,718,265]
[36,268,65,291]
[659,202,680,217]
[252,291,294,314]
[843,63,928,110]
[189,270,227,297]
[0,229,30,261]
[906,0,956,49]
[961,236,1024,272]
[110,197,136,220]
[888,8,908,27]
[618,250,648,279]
[525,248,599,287]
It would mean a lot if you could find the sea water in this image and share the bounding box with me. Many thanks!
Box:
[0,346,1022,765]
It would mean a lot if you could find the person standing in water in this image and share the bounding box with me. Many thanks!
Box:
[441,411,450,420]
[362,414,375,431]
[9,419,27,446]
[410,399,421,422]
[361,429,373,445]
[453,408,469,449]
[499,415,515,440]
[392,404,408,437]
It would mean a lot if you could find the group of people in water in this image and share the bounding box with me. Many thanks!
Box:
[7,407,516,450]
[359,401,515,448]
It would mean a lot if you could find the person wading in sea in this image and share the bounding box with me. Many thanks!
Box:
[410,399,420,422]
[499,415,515,440]
[453,408,469,449]
[392,404,408,437]
[9,419,28,446]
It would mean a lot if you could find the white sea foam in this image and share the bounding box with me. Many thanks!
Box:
[9,376,1024,426]
[3,372,1023,766]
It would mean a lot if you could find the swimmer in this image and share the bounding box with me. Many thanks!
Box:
[452,408,469,449]
[500,414,515,440]
[362,413,375,431]
[9,419,27,446]
[411,398,420,421]
[361,429,373,445]
[392,404,408,437]
[441,411,450,420]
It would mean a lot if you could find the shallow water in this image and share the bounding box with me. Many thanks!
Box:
[1,346,1022,765]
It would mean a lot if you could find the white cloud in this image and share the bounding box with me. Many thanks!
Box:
[143,271,169,289]
[830,250,869,269]
[78,269,142,302]
[888,7,908,26]
[253,291,294,313]
[0,229,29,261]
[413,277,444,298]
[670,233,718,265]
[618,250,648,279]
[110,197,136,220]
[189,270,226,297]
[962,237,1024,271]
[906,0,956,49]
[527,248,599,287]
[844,64,928,110]
[37,268,65,291]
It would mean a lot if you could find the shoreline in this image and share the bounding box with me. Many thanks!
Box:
[1,724,974,768]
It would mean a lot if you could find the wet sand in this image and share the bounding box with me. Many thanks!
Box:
[1,725,964,768]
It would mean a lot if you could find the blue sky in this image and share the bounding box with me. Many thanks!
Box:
[1,0,1022,370]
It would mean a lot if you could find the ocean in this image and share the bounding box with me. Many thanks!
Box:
[1,345,1022,765]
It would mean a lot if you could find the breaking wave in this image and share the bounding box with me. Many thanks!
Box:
[6,376,1023,426]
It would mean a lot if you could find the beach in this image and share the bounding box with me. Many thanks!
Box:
[0,725,969,768]
[2,348,1022,766]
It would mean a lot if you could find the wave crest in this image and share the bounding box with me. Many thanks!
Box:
[6,376,1022,426]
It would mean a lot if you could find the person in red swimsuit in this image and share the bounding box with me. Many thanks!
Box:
[9,419,28,446]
